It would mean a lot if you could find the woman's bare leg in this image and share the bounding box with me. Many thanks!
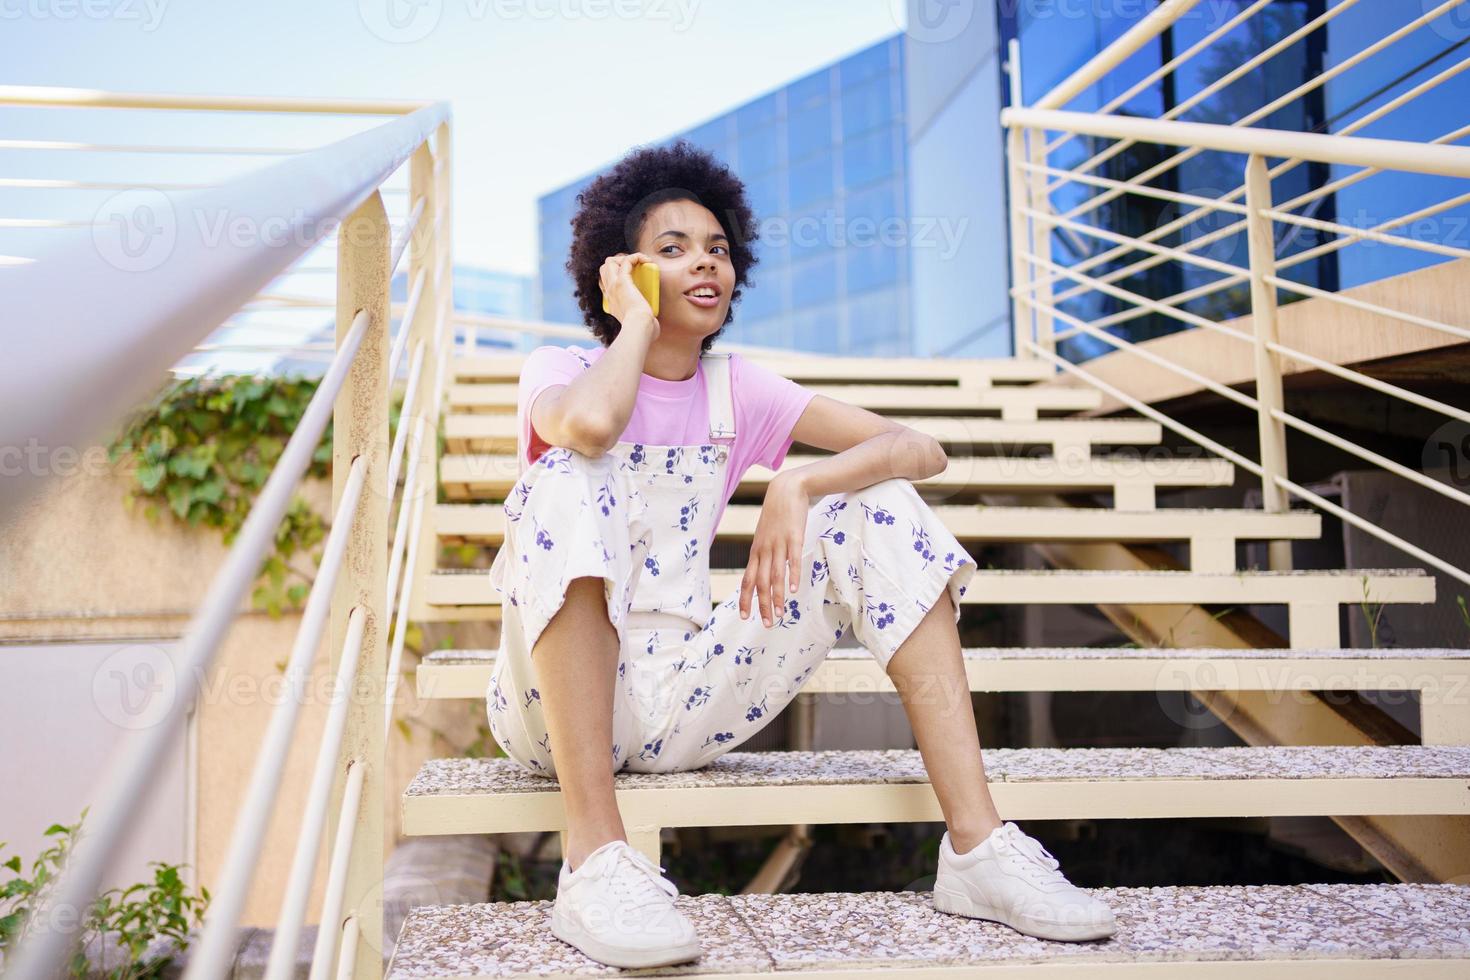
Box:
[533,575,628,871]
[886,587,1004,853]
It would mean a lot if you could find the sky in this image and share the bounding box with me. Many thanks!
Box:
[2,0,913,277]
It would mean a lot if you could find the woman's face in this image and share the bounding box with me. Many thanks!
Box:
[636,199,736,341]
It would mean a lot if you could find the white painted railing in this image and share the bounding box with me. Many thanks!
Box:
[1002,2,1470,592]
[1,88,453,980]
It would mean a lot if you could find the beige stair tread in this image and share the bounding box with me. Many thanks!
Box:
[386,883,1470,978]
[408,746,1470,797]
[401,747,1470,834]
[425,645,1470,666]
[452,351,1058,385]
[434,503,1321,544]
[439,453,1236,498]
[443,414,1167,453]
[415,644,1470,700]
[447,382,1104,414]
[423,566,1434,608]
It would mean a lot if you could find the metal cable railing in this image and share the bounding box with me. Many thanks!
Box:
[2,87,453,980]
[1002,4,1470,594]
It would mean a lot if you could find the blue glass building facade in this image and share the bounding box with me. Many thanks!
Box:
[998,0,1470,362]
[537,37,915,357]
[537,2,1468,362]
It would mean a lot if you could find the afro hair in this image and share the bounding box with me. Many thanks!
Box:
[564,137,760,353]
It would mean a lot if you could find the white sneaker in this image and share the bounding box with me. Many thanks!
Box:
[549,839,704,968]
[932,822,1117,941]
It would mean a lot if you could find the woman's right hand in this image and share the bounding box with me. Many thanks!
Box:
[599,252,659,338]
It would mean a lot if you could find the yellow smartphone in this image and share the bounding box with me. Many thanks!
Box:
[602,260,659,317]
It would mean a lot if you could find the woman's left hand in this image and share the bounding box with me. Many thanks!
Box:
[740,472,811,627]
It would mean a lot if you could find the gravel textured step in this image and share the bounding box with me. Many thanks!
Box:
[424,645,1469,666]
[401,746,1470,837]
[386,882,1470,978]
[407,746,1470,797]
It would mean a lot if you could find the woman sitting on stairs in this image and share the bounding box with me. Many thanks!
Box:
[484,138,1117,969]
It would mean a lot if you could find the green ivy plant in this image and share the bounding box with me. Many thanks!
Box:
[0,807,211,979]
[106,374,404,617]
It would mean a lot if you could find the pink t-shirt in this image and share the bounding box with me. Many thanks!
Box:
[516,344,816,533]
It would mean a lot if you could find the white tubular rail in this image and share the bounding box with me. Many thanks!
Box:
[308,759,367,980]
[1003,10,1470,591]
[183,452,369,979]
[264,606,368,980]
[3,88,454,980]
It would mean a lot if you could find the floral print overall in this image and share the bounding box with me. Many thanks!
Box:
[486,350,978,776]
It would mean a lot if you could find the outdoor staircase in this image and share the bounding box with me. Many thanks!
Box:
[388,352,1470,978]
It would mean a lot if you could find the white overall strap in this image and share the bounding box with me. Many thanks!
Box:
[702,352,737,441]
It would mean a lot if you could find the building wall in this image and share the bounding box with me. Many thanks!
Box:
[537,36,917,357]
[0,465,482,926]
[902,0,1012,358]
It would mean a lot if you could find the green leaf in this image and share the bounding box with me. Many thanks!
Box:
[136,463,166,493]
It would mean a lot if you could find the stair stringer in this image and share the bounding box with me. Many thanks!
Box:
[989,490,1470,884]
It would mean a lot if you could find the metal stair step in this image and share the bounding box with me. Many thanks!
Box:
[401,745,1470,836]
[434,502,1322,558]
[386,882,1470,979]
[448,381,1104,418]
[414,644,1470,702]
[452,351,1059,386]
[438,453,1236,500]
[444,414,1167,454]
[421,569,1435,645]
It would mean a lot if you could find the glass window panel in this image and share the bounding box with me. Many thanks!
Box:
[788,203,840,261]
[788,67,832,109]
[842,125,896,190]
[790,251,838,309]
[844,179,898,228]
[788,150,835,210]
[737,260,788,321]
[743,167,784,220]
[839,38,894,86]
[788,98,833,164]
[737,121,781,175]
[790,305,839,354]
[844,235,901,293]
[736,90,782,131]
[847,286,901,351]
[841,75,894,138]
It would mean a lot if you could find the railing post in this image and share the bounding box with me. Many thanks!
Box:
[1005,39,1034,362]
[1243,153,1293,572]
[1024,125,1056,362]
[408,120,452,623]
[329,190,390,980]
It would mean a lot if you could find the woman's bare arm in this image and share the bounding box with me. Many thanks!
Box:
[529,311,658,457]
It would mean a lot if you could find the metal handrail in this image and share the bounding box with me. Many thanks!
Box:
[1003,8,1470,593]
[4,88,454,980]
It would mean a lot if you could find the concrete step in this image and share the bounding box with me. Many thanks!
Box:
[448,381,1104,420]
[387,882,1470,979]
[453,351,1059,387]
[414,644,1470,711]
[434,503,1322,571]
[443,414,1167,455]
[402,745,1470,838]
[439,452,1236,505]
[420,568,1435,648]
